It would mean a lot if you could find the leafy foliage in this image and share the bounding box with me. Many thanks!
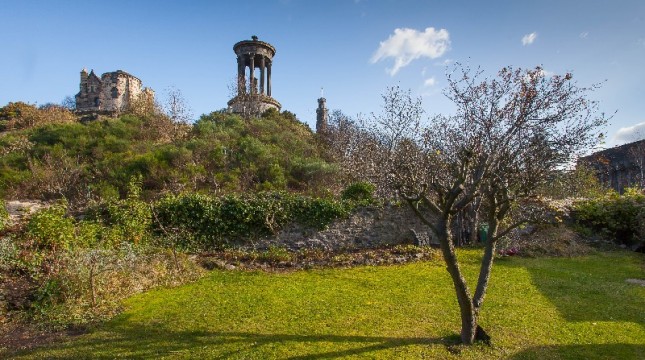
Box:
[0,107,335,202]
[341,181,376,204]
[25,202,75,251]
[0,102,76,132]
[573,187,645,246]
[153,192,351,250]
[86,176,152,246]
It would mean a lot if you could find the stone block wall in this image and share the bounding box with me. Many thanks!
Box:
[252,204,438,251]
[76,69,152,115]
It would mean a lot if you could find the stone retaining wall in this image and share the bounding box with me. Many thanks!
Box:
[252,204,438,251]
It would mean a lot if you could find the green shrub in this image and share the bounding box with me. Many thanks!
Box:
[0,199,8,231]
[292,197,350,229]
[86,176,152,246]
[153,192,352,250]
[26,203,75,251]
[573,188,645,246]
[341,181,376,204]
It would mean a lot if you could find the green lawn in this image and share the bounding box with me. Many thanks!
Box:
[12,250,645,359]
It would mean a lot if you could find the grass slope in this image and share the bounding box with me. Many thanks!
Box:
[12,250,645,359]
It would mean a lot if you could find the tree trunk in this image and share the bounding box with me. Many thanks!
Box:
[435,220,477,344]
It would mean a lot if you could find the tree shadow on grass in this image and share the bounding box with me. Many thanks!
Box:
[496,256,645,326]
[507,343,645,359]
[16,322,459,359]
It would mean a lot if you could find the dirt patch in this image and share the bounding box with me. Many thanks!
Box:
[196,245,443,273]
[0,321,86,357]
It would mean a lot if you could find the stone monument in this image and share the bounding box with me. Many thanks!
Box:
[316,95,328,133]
[227,36,281,116]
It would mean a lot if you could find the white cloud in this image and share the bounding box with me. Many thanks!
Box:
[612,122,645,145]
[424,77,436,87]
[537,68,554,77]
[579,31,589,39]
[522,32,538,46]
[371,27,451,76]
[523,68,554,82]
[434,58,453,66]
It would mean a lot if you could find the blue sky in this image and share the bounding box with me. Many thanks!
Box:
[1,0,644,147]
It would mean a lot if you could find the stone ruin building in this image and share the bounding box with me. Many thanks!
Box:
[228,36,281,116]
[580,139,645,193]
[75,69,154,115]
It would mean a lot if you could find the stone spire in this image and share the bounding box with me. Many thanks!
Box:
[316,96,328,134]
[80,68,88,93]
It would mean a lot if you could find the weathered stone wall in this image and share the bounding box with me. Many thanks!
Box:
[99,72,143,112]
[252,204,438,251]
[76,69,151,115]
[228,94,281,115]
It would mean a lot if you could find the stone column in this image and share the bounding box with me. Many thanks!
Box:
[249,54,255,95]
[260,57,265,95]
[237,57,245,95]
[267,62,272,97]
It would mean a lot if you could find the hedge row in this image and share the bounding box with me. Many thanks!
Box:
[152,192,353,250]
[573,188,645,246]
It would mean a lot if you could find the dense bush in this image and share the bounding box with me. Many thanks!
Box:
[573,188,645,246]
[1,203,202,330]
[25,202,75,251]
[341,181,376,204]
[87,176,153,246]
[0,108,337,202]
[153,192,351,250]
[0,102,76,132]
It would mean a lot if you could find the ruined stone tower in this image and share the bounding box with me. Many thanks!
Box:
[227,36,281,116]
[75,69,154,115]
[316,97,328,133]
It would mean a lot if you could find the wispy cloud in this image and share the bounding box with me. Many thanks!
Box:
[612,122,645,145]
[371,27,450,76]
[423,76,436,87]
[434,58,452,66]
[522,32,538,46]
[579,31,589,39]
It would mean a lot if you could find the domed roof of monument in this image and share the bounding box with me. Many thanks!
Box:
[233,35,276,57]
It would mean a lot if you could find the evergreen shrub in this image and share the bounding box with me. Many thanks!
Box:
[573,187,645,246]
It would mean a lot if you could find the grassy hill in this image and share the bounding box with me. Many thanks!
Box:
[0,104,337,204]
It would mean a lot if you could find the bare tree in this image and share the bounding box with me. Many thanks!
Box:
[61,96,76,111]
[351,64,607,344]
[163,86,193,124]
